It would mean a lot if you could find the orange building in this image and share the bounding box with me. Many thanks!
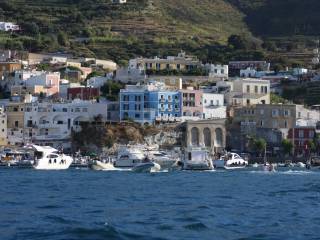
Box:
[0,62,21,79]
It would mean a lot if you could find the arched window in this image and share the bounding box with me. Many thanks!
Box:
[203,128,211,147]
[191,127,199,146]
[215,128,223,147]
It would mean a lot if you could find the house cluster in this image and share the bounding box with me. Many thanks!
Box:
[0,50,319,158]
[0,22,20,32]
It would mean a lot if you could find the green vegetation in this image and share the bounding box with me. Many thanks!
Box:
[252,137,266,157]
[0,1,319,65]
[100,81,124,101]
[281,139,293,156]
[270,93,290,104]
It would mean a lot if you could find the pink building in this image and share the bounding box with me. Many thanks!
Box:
[180,87,203,119]
[24,72,60,97]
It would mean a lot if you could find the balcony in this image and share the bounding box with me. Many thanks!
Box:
[159,98,165,103]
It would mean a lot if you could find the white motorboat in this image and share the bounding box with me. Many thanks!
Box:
[252,162,259,168]
[147,150,178,170]
[181,147,213,171]
[32,145,73,170]
[132,162,161,173]
[114,146,145,168]
[213,153,248,169]
[263,163,276,172]
[296,162,306,168]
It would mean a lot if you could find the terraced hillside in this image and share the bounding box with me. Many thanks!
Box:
[0,0,250,61]
[0,0,320,63]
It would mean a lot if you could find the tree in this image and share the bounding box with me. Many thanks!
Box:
[22,22,40,36]
[253,138,267,157]
[57,31,70,47]
[228,35,246,50]
[282,139,293,156]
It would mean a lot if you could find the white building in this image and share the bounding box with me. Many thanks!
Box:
[23,72,60,96]
[205,64,228,78]
[0,22,20,32]
[87,76,111,88]
[202,93,226,119]
[111,0,127,3]
[293,68,308,76]
[24,99,109,150]
[94,59,117,71]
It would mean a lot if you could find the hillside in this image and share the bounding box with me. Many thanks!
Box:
[227,0,320,36]
[0,0,320,64]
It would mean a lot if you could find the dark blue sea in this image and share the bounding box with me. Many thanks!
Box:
[1,168,320,240]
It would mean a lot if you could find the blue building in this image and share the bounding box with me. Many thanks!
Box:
[119,84,181,124]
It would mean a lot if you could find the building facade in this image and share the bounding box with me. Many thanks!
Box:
[202,93,226,119]
[180,88,203,121]
[129,51,201,73]
[0,107,7,146]
[226,78,270,106]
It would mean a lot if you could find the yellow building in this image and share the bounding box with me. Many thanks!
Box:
[129,51,201,72]
[11,85,45,97]
[0,62,21,79]
[6,102,25,146]
[0,107,7,146]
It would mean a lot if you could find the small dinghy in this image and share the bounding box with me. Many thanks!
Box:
[91,160,120,171]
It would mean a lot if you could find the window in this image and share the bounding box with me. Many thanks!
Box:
[82,108,88,112]
[246,99,250,105]
[210,100,214,105]
[272,109,279,117]
[309,131,314,138]
[284,120,288,128]
[75,108,80,112]
[135,114,140,118]
[264,86,268,93]
[57,120,63,125]
[260,120,264,127]
[14,121,18,127]
[299,130,304,138]
[177,64,180,70]
[255,86,258,93]
[246,85,250,93]
[284,110,290,116]
[221,69,224,74]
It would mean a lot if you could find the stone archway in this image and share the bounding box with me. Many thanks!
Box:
[203,127,211,147]
[215,128,223,147]
[191,127,199,146]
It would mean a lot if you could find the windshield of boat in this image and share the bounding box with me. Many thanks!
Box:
[34,151,43,159]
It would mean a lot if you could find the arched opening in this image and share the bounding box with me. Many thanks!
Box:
[191,127,199,146]
[53,115,65,125]
[39,116,49,125]
[215,128,223,147]
[203,128,211,147]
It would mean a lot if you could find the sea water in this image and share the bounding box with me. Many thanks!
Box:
[1,168,320,240]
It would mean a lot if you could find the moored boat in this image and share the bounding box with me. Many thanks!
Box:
[213,152,248,169]
[132,162,161,173]
[181,147,213,171]
[32,145,73,170]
